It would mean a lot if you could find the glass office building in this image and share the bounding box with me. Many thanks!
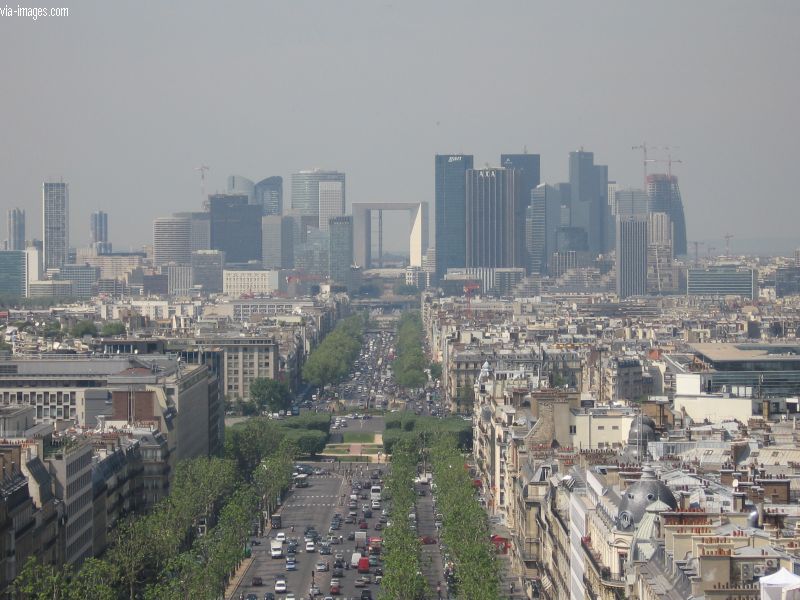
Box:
[434,154,473,278]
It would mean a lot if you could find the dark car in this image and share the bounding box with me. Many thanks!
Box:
[347,531,355,540]
[251,576,263,586]
[360,589,373,599]
[264,594,275,600]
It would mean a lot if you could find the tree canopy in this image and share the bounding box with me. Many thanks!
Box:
[249,377,292,413]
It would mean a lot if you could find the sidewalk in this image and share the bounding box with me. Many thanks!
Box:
[223,556,253,600]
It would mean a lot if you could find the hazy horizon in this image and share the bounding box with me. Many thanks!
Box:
[2,1,799,255]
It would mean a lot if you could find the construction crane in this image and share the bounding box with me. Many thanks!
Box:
[724,233,734,258]
[632,142,654,188]
[463,281,480,318]
[194,165,209,206]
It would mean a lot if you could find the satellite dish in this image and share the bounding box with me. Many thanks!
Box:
[732,478,739,489]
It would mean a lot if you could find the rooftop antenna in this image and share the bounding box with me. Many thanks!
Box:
[194,165,209,208]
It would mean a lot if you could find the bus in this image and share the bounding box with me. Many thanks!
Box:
[370,485,381,501]
[294,474,309,488]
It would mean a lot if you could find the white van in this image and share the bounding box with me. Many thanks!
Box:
[270,539,284,558]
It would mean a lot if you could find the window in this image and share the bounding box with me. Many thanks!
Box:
[597,426,605,431]
[612,425,619,430]
[569,425,576,434]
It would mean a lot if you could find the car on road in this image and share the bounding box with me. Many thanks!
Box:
[420,535,437,544]
[329,578,341,594]
[360,590,373,600]
[358,520,368,530]
[263,593,275,600]
[309,584,321,596]
[245,594,258,600]
[252,576,263,586]
[315,561,329,572]
[274,578,287,593]
[275,532,286,542]
[305,541,316,552]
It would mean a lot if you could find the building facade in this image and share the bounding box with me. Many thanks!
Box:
[686,267,756,298]
[616,217,649,299]
[254,176,283,216]
[318,180,345,234]
[569,151,609,255]
[466,167,520,269]
[647,173,687,256]
[290,170,346,228]
[527,184,562,275]
[501,154,541,267]
[191,250,224,293]
[43,181,69,270]
[435,154,474,278]
[329,216,354,289]
[0,251,28,297]
[209,194,262,264]
[153,217,191,266]
[261,215,295,270]
[6,208,25,251]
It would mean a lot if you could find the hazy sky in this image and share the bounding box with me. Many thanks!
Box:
[2,1,799,254]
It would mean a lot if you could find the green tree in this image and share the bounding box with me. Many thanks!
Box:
[250,378,292,413]
[100,321,126,336]
[429,362,442,381]
[70,320,98,338]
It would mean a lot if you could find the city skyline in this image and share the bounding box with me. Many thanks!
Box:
[1,2,798,253]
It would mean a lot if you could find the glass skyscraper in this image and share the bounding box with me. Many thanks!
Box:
[647,174,687,256]
[209,194,262,264]
[569,151,609,255]
[465,168,519,268]
[616,216,649,299]
[527,184,562,275]
[434,154,473,278]
[290,170,346,228]
[254,176,283,216]
[6,208,25,251]
[502,153,540,267]
[329,216,354,288]
[0,251,27,297]
[43,181,69,270]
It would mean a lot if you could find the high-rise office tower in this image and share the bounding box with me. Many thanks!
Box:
[465,168,519,268]
[209,194,262,263]
[262,215,295,270]
[227,175,255,203]
[329,216,354,288]
[616,216,649,299]
[6,208,25,251]
[647,174,687,256]
[191,250,225,293]
[173,212,211,252]
[318,180,345,233]
[291,170,346,228]
[42,181,69,270]
[568,151,608,255]
[89,211,108,244]
[646,212,677,294]
[294,228,329,277]
[254,176,283,216]
[527,184,562,275]
[614,189,650,217]
[153,217,191,266]
[89,210,111,254]
[501,153,541,267]
[435,154,473,277]
[0,251,28,297]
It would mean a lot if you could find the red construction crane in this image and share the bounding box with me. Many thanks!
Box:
[463,282,480,318]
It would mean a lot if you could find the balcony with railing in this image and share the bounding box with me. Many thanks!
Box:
[581,538,626,589]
